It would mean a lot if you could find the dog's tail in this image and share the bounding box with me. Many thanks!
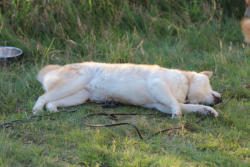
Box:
[37,65,61,83]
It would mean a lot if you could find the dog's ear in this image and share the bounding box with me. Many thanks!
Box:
[200,71,213,78]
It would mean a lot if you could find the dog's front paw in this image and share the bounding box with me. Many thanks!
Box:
[199,106,218,117]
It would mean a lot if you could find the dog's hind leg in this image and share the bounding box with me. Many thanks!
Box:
[33,77,89,115]
[46,89,89,112]
[147,79,181,118]
[180,103,218,117]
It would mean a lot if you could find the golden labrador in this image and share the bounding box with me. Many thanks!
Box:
[33,62,222,118]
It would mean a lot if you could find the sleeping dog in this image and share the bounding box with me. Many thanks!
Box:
[33,62,222,118]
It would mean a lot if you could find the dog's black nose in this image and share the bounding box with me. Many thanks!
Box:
[214,96,222,105]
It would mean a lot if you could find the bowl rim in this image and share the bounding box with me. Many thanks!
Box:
[0,46,23,59]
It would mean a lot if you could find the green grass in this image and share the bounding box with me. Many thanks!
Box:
[0,0,249,166]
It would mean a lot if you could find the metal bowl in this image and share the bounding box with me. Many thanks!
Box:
[0,46,23,59]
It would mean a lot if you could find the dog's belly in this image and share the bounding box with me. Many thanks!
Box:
[85,75,154,105]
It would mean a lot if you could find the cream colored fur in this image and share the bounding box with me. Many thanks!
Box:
[33,62,222,118]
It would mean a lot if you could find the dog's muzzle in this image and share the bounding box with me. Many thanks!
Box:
[213,94,222,105]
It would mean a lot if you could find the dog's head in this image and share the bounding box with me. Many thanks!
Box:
[187,71,222,105]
